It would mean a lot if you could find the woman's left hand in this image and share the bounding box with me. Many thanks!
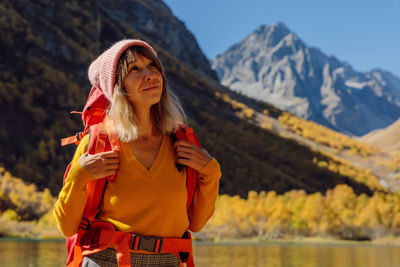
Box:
[174,140,212,171]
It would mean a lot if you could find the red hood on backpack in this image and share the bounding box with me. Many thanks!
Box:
[88,39,157,102]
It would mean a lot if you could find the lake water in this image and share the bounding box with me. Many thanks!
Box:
[0,239,399,267]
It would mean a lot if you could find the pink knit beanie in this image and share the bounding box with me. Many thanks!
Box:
[88,39,157,102]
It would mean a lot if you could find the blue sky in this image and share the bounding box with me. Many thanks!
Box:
[163,0,400,78]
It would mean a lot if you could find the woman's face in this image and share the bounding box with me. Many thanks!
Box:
[122,53,163,109]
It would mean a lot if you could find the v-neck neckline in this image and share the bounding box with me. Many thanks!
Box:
[122,135,167,181]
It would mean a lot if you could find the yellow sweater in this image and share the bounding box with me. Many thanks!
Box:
[53,134,221,238]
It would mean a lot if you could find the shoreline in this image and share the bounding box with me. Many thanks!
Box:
[195,237,400,247]
[1,236,400,247]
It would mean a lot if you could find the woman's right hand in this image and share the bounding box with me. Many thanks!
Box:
[78,151,119,180]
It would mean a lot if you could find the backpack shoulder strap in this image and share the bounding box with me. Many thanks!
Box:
[173,124,201,211]
[82,118,120,222]
[66,118,120,266]
[81,123,109,223]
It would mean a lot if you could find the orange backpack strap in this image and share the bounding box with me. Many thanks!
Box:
[61,132,87,146]
[83,117,121,221]
[67,117,121,266]
[174,124,201,211]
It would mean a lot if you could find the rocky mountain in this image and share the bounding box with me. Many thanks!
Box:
[212,22,400,136]
[0,0,379,198]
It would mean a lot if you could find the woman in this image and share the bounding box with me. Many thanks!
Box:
[53,39,221,267]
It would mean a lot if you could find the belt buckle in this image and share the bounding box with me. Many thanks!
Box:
[131,234,164,253]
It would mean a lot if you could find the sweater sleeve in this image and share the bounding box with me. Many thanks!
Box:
[53,135,92,237]
[188,157,221,232]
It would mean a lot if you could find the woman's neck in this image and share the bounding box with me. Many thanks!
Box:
[135,107,155,138]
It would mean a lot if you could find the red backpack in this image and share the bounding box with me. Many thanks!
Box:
[61,86,200,267]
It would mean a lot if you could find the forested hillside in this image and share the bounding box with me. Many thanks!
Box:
[0,0,385,198]
[0,167,59,238]
[0,168,399,241]
[203,185,400,241]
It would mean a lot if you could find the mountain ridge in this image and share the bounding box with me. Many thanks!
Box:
[212,22,400,136]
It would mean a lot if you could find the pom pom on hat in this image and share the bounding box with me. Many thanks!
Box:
[88,39,157,102]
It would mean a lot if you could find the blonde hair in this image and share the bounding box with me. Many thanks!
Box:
[108,46,186,142]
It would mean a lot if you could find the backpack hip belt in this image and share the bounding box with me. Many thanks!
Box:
[71,221,193,267]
